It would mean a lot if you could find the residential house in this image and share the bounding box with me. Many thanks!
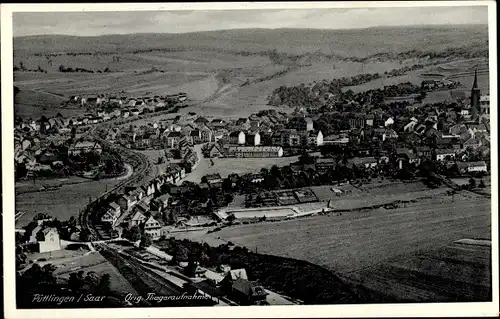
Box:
[199,125,213,143]
[128,211,147,229]
[194,117,209,125]
[202,174,223,188]
[229,131,246,145]
[435,149,456,161]
[384,117,394,127]
[206,143,224,158]
[221,269,267,305]
[213,130,226,142]
[315,158,337,173]
[298,117,314,131]
[32,227,61,253]
[236,118,250,127]
[350,157,378,169]
[165,131,183,148]
[404,118,418,132]
[153,193,172,212]
[245,132,261,146]
[189,129,202,144]
[101,202,121,227]
[415,146,432,158]
[306,130,324,147]
[117,193,138,212]
[209,119,225,128]
[463,137,482,150]
[165,165,186,184]
[248,174,264,184]
[366,114,374,126]
[68,141,102,156]
[250,119,261,128]
[457,161,488,174]
[141,182,156,198]
[143,216,162,239]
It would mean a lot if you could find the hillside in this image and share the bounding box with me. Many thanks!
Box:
[14,25,488,57]
[13,25,489,119]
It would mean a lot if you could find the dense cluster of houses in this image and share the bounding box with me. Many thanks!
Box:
[68,92,187,108]
[14,123,104,178]
[100,164,188,239]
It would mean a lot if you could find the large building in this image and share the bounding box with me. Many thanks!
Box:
[227,146,284,158]
[68,141,102,156]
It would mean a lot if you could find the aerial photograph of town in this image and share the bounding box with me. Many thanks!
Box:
[8,3,494,311]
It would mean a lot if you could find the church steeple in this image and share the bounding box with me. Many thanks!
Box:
[472,67,479,89]
[470,66,481,118]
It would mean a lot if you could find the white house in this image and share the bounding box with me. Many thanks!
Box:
[229,131,246,145]
[101,202,121,226]
[35,228,61,253]
[384,117,394,127]
[144,216,162,239]
[307,130,324,146]
[246,132,261,146]
[459,161,488,173]
[404,118,418,132]
[435,149,456,161]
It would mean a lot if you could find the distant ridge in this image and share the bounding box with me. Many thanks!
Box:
[14,24,488,39]
[14,25,488,58]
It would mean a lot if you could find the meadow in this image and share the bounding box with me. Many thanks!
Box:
[213,195,490,275]
[15,177,122,227]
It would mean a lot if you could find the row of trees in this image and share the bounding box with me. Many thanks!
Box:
[17,263,118,308]
[122,224,153,249]
[14,61,47,73]
[58,64,111,73]
[156,237,363,304]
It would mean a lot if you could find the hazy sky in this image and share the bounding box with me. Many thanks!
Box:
[13,6,489,37]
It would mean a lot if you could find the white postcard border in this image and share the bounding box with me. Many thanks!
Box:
[1,1,498,318]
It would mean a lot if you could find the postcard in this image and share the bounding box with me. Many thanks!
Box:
[1,1,498,318]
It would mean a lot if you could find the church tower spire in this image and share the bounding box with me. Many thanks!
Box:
[470,66,481,118]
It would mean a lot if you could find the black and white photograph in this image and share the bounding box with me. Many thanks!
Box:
[1,2,498,318]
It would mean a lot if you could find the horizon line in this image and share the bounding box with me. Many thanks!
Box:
[14,23,488,38]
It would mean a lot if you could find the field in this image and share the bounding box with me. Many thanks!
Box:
[212,195,491,277]
[15,176,122,227]
[183,155,300,183]
[346,240,492,302]
[344,58,489,97]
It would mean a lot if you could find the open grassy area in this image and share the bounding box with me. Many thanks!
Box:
[15,177,122,227]
[212,194,490,274]
[346,241,492,302]
[184,155,300,183]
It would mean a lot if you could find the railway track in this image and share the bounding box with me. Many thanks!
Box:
[78,122,152,240]
[97,244,182,302]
